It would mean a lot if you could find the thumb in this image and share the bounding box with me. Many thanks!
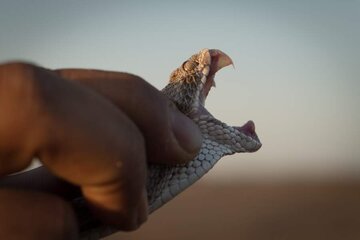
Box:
[55,69,203,165]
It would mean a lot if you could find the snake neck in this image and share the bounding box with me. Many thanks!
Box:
[162,80,202,116]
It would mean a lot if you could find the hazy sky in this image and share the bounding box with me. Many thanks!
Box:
[1,0,359,180]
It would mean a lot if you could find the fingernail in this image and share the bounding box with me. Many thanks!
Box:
[170,106,202,155]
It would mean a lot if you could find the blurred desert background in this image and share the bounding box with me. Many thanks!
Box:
[1,0,360,239]
[106,180,360,240]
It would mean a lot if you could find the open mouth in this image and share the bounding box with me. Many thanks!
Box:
[201,49,234,99]
[198,49,261,151]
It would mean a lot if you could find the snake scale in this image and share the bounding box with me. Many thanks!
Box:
[75,49,262,239]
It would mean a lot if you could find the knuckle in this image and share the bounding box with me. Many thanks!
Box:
[122,73,146,86]
[0,61,37,80]
[0,62,48,119]
[0,62,45,174]
[0,61,39,97]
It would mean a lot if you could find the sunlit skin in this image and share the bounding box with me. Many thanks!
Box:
[0,62,202,239]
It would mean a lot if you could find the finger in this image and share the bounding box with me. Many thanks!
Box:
[0,189,78,240]
[0,62,147,229]
[0,166,80,200]
[55,69,202,165]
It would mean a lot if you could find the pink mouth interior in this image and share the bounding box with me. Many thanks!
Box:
[201,49,260,143]
[202,52,227,98]
[234,120,260,142]
[203,75,215,97]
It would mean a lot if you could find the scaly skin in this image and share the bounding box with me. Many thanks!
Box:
[77,49,261,239]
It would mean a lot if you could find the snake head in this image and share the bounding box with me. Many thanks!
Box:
[164,49,233,115]
[162,48,261,153]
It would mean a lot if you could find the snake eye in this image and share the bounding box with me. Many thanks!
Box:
[182,61,198,71]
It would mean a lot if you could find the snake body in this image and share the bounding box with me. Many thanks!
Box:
[77,49,261,239]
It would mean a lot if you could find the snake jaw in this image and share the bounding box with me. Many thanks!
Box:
[199,49,234,104]
[165,49,233,115]
[164,48,261,152]
[208,49,234,75]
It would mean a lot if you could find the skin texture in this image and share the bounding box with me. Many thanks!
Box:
[0,62,202,239]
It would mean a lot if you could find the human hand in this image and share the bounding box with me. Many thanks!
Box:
[0,62,202,239]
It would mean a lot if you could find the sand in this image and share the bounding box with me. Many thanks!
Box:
[104,180,360,240]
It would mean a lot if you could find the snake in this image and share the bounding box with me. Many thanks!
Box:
[76,49,262,239]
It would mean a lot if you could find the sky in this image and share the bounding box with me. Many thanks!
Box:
[1,0,359,181]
